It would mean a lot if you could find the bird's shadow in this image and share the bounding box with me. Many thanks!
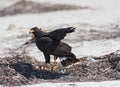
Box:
[10,62,66,80]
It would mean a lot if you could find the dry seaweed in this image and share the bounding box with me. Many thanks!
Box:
[0,51,120,86]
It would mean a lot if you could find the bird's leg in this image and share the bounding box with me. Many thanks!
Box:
[54,56,57,65]
[41,53,52,70]
[52,55,58,70]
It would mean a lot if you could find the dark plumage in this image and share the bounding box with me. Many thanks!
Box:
[29,27,79,67]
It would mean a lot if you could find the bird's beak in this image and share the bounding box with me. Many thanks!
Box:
[29,29,34,34]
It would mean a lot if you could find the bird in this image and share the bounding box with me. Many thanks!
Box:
[29,27,79,69]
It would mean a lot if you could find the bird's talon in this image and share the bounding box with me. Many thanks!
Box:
[52,66,58,70]
[41,64,52,71]
[41,66,45,70]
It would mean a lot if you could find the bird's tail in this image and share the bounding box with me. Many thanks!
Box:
[60,53,79,67]
[65,27,75,33]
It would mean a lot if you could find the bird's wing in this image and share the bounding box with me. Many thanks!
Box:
[36,37,53,51]
[53,42,72,56]
[57,42,71,52]
[23,39,35,45]
[48,27,75,41]
[37,37,52,45]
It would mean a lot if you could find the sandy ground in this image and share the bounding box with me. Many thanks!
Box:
[0,0,86,17]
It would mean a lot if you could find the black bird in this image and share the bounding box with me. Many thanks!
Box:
[29,27,79,68]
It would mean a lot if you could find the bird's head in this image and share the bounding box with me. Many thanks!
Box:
[29,27,37,39]
[29,27,44,39]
